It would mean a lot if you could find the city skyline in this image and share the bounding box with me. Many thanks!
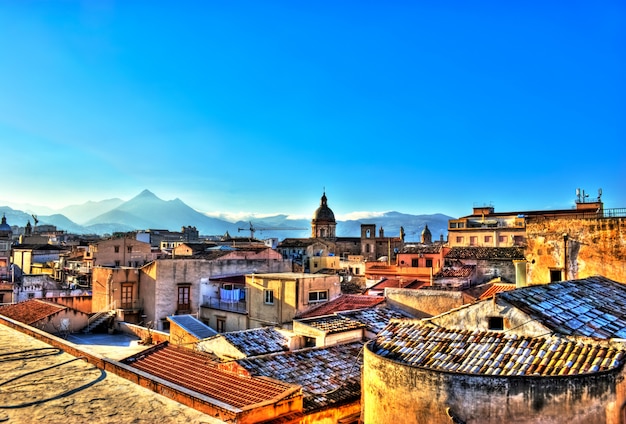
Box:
[1,2,624,220]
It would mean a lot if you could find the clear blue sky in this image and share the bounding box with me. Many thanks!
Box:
[1,1,624,220]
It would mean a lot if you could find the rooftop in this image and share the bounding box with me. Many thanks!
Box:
[372,319,626,377]
[123,343,298,409]
[201,327,289,357]
[0,299,67,325]
[237,342,364,413]
[296,294,385,319]
[498,276,626,339]
[445,246,526,260]
[168,314,218,339]
[296,315,366,334]
[0,323,218,423]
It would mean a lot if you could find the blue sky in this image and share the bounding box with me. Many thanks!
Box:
[1,1,624,221]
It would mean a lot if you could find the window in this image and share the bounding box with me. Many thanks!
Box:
[308,290,328,303]
[449,222,457,228]
[114,260,120,267]
[411,258,419,267]
[177,285,190,311]
[264,289,274,305]
[458,222,465,228]
[456,236,464,244]
[550,270,563,282]
[425,259,433,268]
[488,316,504,331]
[469,236,477,246]
[28,293,35,299]
[127,246,133,253]
[216,317,225,333]
[114,245,120,253]
[498,235,507,243]
[484,236,492,243]
[121,284,133,309]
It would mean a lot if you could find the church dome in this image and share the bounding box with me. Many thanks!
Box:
[0,214,11,232]
[313,192,335,222]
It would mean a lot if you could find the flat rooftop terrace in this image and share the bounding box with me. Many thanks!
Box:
[0,324,221,424]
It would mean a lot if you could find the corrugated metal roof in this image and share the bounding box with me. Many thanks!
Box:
[168,315,217,339]
[372,320,626,376]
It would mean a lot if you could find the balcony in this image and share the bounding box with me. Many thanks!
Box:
[202,295,247,314]
[118,299,143,312]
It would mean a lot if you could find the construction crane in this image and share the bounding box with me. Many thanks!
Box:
[237,221,307,239]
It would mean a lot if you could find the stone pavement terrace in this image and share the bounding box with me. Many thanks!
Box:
[0,323,222,424]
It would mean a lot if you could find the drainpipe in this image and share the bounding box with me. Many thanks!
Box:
[563,233,568,281]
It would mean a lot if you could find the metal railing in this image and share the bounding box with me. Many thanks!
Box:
[86,300,117,332]
[202,296,247,313]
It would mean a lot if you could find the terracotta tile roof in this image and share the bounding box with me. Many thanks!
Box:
[434,265,475,278]
[0,299,66,325]
[401,244,443,254]
[479,283,517,300]
[498,276,626,339]
[277,238,317,248]
[372,320,626,376]
[123,344,298,408]
[237,342,363,413]
[296,294,385,319]
[445,247,526,260]
[297,315,366,334]
[221,327,289,356]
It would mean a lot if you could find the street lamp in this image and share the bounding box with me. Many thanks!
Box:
[563,233,569,281]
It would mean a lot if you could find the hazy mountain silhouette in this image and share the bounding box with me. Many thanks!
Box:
[1,189,454,240]
[59,198,125,224]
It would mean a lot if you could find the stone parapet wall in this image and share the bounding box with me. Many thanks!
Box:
[525,217,626,284]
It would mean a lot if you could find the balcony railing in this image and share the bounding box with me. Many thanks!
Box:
[119,299,143,311]
[202,295,247,313]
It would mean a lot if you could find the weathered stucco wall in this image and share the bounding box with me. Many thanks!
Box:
[525,217,626,284]
[385,288,467,317]
[427,298,550,335]
[363,343,624,424]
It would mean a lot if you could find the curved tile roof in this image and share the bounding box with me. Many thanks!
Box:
[498,276,626,339]
[372,320,626,377]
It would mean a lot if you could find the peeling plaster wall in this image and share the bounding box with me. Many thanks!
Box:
[427,298,549,336]
[362,343,625,424]
[385,288,466,317]
[525,217,626,284]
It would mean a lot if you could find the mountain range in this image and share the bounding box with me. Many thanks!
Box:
[0,189,453,242]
